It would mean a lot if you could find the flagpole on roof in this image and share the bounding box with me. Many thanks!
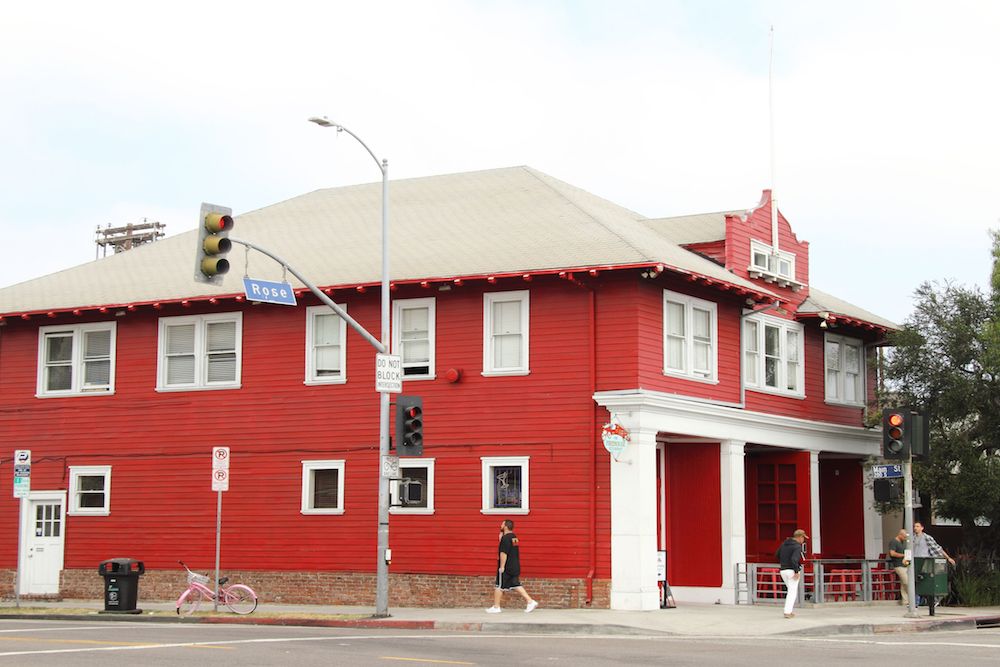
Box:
[769,25,780,255]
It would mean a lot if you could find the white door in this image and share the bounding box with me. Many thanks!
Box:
[20,492,66,595]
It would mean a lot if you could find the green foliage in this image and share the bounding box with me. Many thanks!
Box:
[882,230,1000,548]
[951,551,1000,606]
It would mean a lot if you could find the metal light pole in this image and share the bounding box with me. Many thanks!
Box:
[308,117,392,617]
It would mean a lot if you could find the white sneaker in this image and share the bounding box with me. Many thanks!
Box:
[525,600,538,613]
[485,606,502,613]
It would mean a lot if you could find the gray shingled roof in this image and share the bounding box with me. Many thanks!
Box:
[0,166,775,315]
[799,287,899,331]
[638,211,735,244]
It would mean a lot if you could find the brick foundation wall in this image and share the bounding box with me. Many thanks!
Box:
[40,569,610,609]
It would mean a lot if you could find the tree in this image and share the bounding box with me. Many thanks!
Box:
[883,231,1000,549]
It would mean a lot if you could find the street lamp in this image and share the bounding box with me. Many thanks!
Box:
[308,116,392,618]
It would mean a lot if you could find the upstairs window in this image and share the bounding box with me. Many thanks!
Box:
[306,305,348,384]
[68,466,111,515]
[750,240,795,280]
[483,291,529,376]
[744,315,804,397]
[157,313,242,391]
[825,333,865,405]
[392,297,435,379]
[663,290,718,382]
[37,323,116,397]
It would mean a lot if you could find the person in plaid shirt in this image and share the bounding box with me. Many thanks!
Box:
[912,522,956,566]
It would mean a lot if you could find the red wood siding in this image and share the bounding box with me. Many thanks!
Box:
[663,442,722,586]
[818,459,864,558]
[0,277,610,583]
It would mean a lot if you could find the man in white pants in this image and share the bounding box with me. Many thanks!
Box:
[777,529,808,618]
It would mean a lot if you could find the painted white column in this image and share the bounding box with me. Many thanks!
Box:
[809,451,822,554]
[861,464,883,559]
[719,440,746,604]
[609,421,660,610]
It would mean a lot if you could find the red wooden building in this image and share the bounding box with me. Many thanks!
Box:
[0,167,895,609]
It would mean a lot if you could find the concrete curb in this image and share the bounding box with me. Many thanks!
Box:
[783,615,981,637]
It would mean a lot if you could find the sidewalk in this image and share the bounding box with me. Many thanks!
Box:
[2,599,999,637]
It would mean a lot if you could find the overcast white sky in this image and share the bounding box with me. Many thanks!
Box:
[2,0,998,323]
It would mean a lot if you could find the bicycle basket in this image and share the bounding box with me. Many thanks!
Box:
[187,571,211,585]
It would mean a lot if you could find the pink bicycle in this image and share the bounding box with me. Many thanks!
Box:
[175,561,257,615]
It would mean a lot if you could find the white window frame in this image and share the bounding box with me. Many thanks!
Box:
[483,290,530,376]
[36,322,117,397]
[305,304,348,385]
[390,458,435,515]
[825,333,865,406]
[743,314,805,398]
[300,460,346,515]
[156,312,242,391]
[749,240,796,280]
[392,297,436,380]
[662,290,718,383]
[481,456,529,515]
[68,465,112,516]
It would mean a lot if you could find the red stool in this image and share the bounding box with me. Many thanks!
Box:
[757,567,782,599]
[829,569,859,601]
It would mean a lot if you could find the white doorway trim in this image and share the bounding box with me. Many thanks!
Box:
[18,490,67,596]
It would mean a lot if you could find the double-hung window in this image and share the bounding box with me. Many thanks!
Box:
[157,312,242,390]
[481,456,529,514]
[305,305,348,384]
[301,460,345,514]
[663,290,717,382]
[37,323,116,397]
[483,291,529,376]
[744,315,804,397]
[68,466,111,515]
[825,333,864,405]
[392,298,435,379]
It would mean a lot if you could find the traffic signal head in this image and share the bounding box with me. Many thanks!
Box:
[195,203,234,285]
[882,407,911,459]
[395,395,424,456]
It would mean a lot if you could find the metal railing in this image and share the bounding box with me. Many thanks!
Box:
[739,559,900,605]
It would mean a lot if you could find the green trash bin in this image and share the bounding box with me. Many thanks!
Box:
[914,557,948,597]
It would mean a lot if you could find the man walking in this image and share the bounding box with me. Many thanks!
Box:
[486,519,538,613]
[777,529,808,618]
[912,522,955,566]
[888,528,909,606]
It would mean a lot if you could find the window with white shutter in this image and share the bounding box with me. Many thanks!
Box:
[37,323,116,397]
[157,313,242,390]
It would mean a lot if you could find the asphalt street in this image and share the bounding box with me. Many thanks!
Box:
[1,619,999,666]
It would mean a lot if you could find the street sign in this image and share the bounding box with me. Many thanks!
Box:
[375,353,403,393]
[243,277,297,306]
[382,455,400,480]
[212,468,230,492]
[212,446,231,470]
[13,449,30,498]
[872,464,903,479]
[212,447,230,491]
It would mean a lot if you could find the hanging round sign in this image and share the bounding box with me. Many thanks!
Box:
[601,421,631,459]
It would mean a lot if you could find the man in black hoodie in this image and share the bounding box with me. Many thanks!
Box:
[778,529,808,618]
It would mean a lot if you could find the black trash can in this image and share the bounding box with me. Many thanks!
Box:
[97,558,145,614]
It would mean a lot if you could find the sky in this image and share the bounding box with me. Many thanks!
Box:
[2,0,998,323]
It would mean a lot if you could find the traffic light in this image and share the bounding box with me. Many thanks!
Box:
[195,203,233,285]
[882,407,912,459]
[395,395,424,456]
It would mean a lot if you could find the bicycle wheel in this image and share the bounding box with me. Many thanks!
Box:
[177,588,202,616]
[222,584,257,615]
